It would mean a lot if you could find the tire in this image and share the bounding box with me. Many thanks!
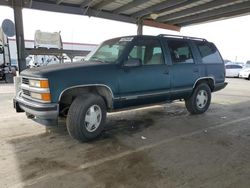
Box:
[66,94,107,142]
[185,83,211,114]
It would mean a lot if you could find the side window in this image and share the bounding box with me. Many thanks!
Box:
[129,46,146,63]
[232,65,242,69]
[167,40,194,64]
[226,65,233,69]
[128,38,164,65]
[196,42,223,64]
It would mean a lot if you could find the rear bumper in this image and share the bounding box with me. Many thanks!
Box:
[213,82,228,92]
[239,73,249,78]
[13,93,59,126]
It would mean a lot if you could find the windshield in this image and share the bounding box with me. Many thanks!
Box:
[245,63,250,68]
[86,37,133,63]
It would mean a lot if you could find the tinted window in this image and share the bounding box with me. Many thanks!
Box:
[167,40,194,64]
[196,42,223,64]
[226,64,242,69]
[232,65,242,69]
[128,38,164,65]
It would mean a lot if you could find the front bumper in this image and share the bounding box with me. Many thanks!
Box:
[14,93,59,126]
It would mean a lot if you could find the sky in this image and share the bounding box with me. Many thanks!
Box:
[0,5,250,62]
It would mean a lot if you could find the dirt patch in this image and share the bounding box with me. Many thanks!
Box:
[87,151,164,188]
[104,118,154,137]
[148,107,187,117]
[216,139,233,147]
[21,157,77,181]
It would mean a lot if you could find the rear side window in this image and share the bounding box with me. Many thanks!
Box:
[167,40,194,64]
[196,42,223,64]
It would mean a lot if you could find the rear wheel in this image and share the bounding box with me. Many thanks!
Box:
[185,83,211,114]
[66,94,106,142]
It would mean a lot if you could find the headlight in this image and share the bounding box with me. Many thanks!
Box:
[21,77,51,102]
[29,79,49,88]
[30,92,51,101]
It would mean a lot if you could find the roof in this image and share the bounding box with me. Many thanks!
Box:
[2,0,250,31]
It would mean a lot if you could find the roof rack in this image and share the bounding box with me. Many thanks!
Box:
[158,34,207,42]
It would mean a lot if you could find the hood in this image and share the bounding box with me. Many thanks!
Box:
[20,61,104,78]
[19,61,118,102]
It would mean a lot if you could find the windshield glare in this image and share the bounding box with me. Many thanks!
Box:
[86,37,132,63]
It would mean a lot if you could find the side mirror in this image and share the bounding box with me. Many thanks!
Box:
[124,58,142,67]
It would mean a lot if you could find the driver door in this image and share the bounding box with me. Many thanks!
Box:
[116,37,171,107]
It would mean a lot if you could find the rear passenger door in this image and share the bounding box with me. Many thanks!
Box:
[165,39,200,97]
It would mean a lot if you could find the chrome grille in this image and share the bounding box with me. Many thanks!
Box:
[22,77,29,85]
[22,89,30,96]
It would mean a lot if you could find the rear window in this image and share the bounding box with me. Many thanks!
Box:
[196,42,223,64]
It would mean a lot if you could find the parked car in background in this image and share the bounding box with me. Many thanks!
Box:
[225,64,243,77]
[239,64,250,80]
[225,61,245,67]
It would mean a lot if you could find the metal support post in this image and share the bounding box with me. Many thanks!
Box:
[137,19,143,35]
[13,0,26,72]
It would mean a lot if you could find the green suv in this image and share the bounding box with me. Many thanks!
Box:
[14,34,227,141]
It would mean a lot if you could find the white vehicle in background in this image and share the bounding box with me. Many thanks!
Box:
[225,64,243,77]
[27,55,59,68]
[239,64,250,80]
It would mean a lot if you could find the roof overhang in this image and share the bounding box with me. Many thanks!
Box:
[1,0,250,31]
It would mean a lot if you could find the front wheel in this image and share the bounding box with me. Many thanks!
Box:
[66,94,107,142]
[185,83,211,114]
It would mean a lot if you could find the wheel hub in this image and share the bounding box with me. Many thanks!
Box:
[84,105,102,132]
[196,90,208,109]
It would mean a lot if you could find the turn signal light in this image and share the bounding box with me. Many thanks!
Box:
[40,80,49,88]
[41,93,51,101]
